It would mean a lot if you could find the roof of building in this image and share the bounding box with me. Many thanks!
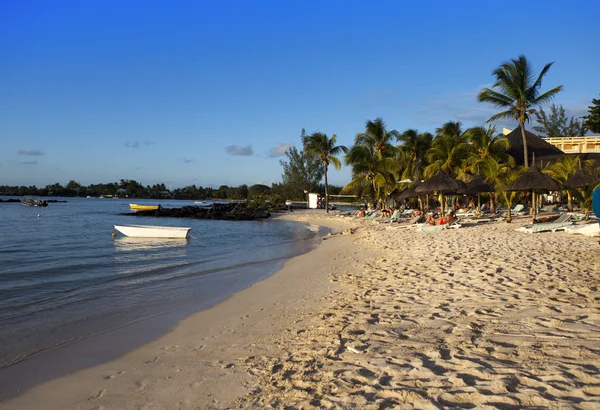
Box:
[504,126,564,165]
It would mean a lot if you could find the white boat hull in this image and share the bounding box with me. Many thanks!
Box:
[114,224,191,239]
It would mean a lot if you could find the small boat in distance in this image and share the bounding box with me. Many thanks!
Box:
[114,224,191,239]
[129,204,160,211]
[21,198,48,207]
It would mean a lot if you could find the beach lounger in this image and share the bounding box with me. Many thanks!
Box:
[569,213,587,222]
[390,215,425,229]
[418,219,462,232]
[564,223,600,237]
[504,204,526,215]
[364,210,382,219]
[455,209,478,218]
[376,209,401,223]
[516,214,573,234]
[400,209,414,217]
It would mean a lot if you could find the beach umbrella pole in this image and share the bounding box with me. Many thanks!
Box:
[532,190,536,221]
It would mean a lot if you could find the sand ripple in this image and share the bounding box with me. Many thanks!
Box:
[235,217,600,409]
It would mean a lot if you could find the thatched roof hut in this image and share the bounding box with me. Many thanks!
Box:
[505,126,564,166]
[395,180,422,200]
[504,164,563,193]
[415,171,466,195]
[461,174,494,195]
[504,162,562,221]
[566,170,600,188]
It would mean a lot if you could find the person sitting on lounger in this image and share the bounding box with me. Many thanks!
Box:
[358,207,366,217]
[425,214,438,225]
[426,211,455,226]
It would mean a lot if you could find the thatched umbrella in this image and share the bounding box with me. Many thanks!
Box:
[416,171,467,216]
[504,160,563,221]
[396,180,422,200]
[566,169,600,189]
[566,166,600,219]
[461,174,495,214]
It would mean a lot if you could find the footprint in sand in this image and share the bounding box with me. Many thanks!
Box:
[88,389,105,400]
[135,379,147,391]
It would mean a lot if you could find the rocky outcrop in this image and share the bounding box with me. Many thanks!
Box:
[0,199,68,203]
[125,203,270,220]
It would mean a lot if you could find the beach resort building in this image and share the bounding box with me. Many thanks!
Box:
[543,136,600,154]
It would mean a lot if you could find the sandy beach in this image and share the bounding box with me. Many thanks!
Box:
[2,211,600,409]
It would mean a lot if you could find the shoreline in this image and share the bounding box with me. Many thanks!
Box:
[3,211,600,408]
[0,211,357,409]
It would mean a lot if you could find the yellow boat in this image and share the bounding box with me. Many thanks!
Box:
[129,204,159,211]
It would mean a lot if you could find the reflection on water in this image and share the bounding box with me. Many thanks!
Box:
[114,237,190,252]
[306,224,320,232]
[114,237,189,266]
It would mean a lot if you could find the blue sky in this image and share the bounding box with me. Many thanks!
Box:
[2,0,599,189]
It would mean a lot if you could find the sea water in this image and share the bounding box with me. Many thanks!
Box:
[0,197,327,397]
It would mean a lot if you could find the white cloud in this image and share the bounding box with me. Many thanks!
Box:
[225,145,253,156]
[268,142,294,157]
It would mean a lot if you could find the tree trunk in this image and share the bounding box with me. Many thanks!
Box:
[324,164,329,214]
[521,121,529,167]
[507,208,512,223]
[567,191,573,212]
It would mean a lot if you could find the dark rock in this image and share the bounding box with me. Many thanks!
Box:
[123,203,270,221]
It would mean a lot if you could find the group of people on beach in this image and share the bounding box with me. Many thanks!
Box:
[356,196,486,226]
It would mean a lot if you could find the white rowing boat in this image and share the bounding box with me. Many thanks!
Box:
[114,224,191,239]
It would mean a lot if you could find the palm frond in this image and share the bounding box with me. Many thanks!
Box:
[487,110,517,122]
[533,86,564,105]
[477,89,515,107]
[329,156,342,170]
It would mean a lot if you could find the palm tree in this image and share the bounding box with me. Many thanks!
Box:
[397,129,433,181]
[302,132,348,213]
[465,125,514,173]
[496,167,525,223]
[424,121,471,178]
[343,143,396,206]
[354,118,399,160]
[479,156,517,215]
[344,118,400,206]
[544,156,580,211]
[477,55,563,167]
[571,183,600,221]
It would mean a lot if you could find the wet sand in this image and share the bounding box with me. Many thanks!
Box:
[3,211,600,409]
